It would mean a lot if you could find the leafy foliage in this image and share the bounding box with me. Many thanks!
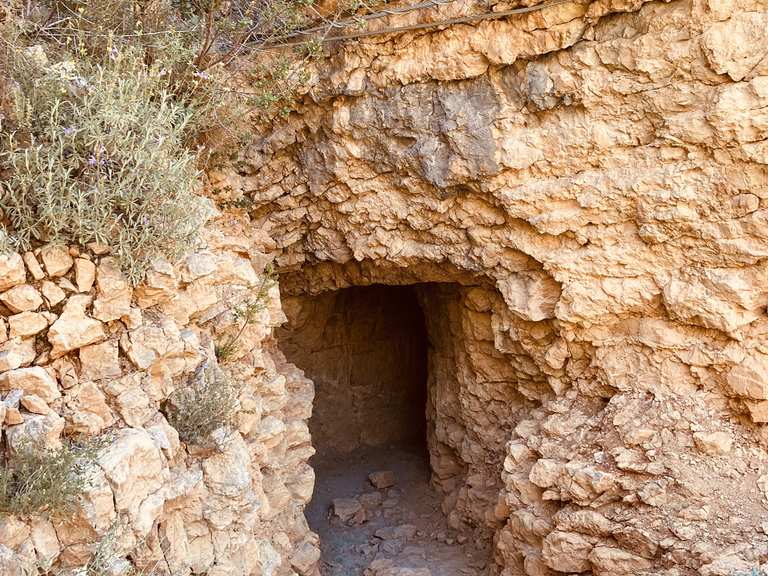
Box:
[0,438,102,517]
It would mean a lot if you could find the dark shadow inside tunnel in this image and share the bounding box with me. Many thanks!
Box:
[277,284,430,466]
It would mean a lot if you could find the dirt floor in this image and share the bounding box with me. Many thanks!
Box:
[306,445,491,576]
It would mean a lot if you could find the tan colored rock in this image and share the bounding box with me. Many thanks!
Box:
[0,318,6,343]
[4,407,23,425]
[47,295,105,358]
[30,518,60,566]
[369,470,396,489]
[40,245,73,277]
[0,285,43,313]
[22,252,44,281]
[182,252,218,282]
[0,338,36,372]
[74,258,96,293]
[331,498,363,524]
[747,400,768,423]
[63,382,115,435]
[701,12,768,82]
[365,559,432,576]
[40,280,66,307]
[54,464,116,551]
[98,428,167,533]
[542,531,593,573]
[79,341,121,381]
[51,357,78,390]
[20,393,50,415]
[588,546,652,575]
[0,367,61,402]
[134,259,177,308]
[0,545,34,576]
[726,351,768,399]
[6,412,65,452]
[693,431,733,456]
[0,516,30,549]
[7,312,48,338]
[0,253,26,291]
[529,458,564,489]
[92,257,132,322]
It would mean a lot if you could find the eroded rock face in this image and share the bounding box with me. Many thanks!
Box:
[0,230,316,575]
[214,1,768,574]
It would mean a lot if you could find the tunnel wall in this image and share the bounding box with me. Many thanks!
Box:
[278,285,428,456]
[212,1,768,575]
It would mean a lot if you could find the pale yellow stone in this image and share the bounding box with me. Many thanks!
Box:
[74,258,96,293]
[22,252,45,280]
[0,284,43,313]
[693,431,733,456]
[47,295,105,358]
[40,245,74,277]
[21,393,50,415]
[0,253,26,291]
[40,280,66,307]
[0,338,36,372]
[8,312,48,338]
[92,257,132,322]
[0,367,61,402]
[79,341,121,381]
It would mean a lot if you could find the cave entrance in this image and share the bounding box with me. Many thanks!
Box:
[277,283,489,576]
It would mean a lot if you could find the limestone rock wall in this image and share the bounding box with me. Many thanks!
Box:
[212,0,768,574]
[0,214,318,575]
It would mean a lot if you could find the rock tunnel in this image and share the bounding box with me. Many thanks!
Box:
[275,266,545,574]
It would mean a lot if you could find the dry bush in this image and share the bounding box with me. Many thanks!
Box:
[165,361,241,446]
[1,45,210,283]
[215,267,276,362]
[0,438,102,517]
[0,0,321,281]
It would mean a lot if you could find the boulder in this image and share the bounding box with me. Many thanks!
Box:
[0,367,61,402]
[0,285,43,313]
[47,295,105,358]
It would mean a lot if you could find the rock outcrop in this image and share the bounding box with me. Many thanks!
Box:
[0,225,318,575]
[2,0,768,575]
[211,0,768,574]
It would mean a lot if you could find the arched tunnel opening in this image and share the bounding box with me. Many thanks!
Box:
[277,282,494,575]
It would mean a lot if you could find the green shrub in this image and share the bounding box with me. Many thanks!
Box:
[0,439,102,517]
[166,361,241,446]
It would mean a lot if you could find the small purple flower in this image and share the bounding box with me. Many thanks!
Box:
[193,70,210,81]
[87,155,97,167]
[109,47,119,61]
[63,127,75,136]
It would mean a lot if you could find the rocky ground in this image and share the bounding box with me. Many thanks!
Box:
[306,445,491,576]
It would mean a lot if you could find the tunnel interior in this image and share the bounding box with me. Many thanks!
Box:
[277,282,493,575]
[278,284,430,462]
